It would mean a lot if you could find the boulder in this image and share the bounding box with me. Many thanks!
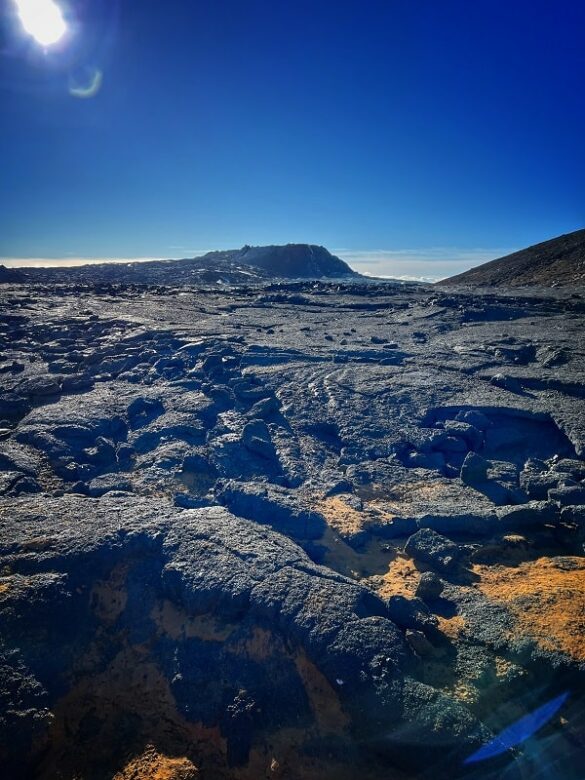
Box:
[415,572,444,601]
[560,505,585,527]
[442,420,483,450]
[454,409,492,430]
[551,459,585,480]
[405,528,462,572]
[548,485,585,507]
[17,376,61,398]
[242,419,275,460]
[405,628,436,657]
[386,595,438,632]
[489,373,523,394]
[247,396,280,418]
[496,501,559,530]
[217,481,325,540]
[417,510,496,536]
[460,452,488,484]
[520,469,560,500]
[88,474,133,497]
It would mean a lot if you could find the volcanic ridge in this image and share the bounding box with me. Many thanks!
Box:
[439,228,585,288]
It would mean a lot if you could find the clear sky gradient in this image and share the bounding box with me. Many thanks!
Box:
[1,0,584,278]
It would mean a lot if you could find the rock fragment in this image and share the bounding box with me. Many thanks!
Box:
[415,571,444,601]
[405,528,462,572]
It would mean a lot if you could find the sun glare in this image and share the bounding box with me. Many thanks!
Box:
[14,0,67,47]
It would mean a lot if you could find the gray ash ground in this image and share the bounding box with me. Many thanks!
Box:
[0,279,584,779]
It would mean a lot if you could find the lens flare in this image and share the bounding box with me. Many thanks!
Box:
[13,0,67,47]
[464,692,570,765]
[69,67,103,99]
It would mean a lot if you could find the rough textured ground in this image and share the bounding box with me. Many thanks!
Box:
[0,279,584,779]
[438,228,585,288]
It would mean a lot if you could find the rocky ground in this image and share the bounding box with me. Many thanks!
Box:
[0,279,584,779]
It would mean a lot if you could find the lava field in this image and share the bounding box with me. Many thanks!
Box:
[0,280,584,779]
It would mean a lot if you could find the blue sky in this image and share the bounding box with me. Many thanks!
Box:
[1,0,584,278]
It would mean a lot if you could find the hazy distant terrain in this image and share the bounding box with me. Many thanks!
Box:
[5,232,584,288]
[0,244,358,287]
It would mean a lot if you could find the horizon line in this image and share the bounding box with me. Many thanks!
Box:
[0,245,513,268]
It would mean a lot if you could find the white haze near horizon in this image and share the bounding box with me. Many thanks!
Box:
[334,248,513,282]
[1,247,514,281]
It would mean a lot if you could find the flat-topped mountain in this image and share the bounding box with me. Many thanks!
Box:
[5,244,358,285]
[232,243,356,277]
[438,228,585,288]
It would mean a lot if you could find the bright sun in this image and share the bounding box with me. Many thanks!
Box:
[14,0,67,47]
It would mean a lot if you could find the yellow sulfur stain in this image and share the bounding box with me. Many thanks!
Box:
[112,745,198,779]
[436,614,465,640]
[315,496,369,536]
[473,556,585,661]
[375,556,421,599]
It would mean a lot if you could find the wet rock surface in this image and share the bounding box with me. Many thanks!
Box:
[0,280,584,778]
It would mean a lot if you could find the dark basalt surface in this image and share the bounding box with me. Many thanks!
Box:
[0,279,584,779]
